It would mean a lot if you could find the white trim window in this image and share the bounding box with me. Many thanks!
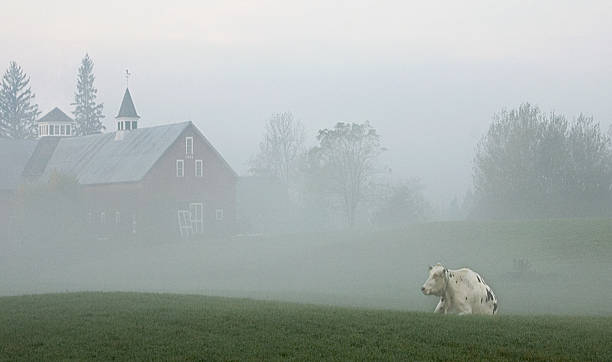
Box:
[195,160,203,177]
[176,159,184,177]
[186,136,193,155]
[216,208,224,221]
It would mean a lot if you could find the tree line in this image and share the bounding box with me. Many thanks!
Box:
[472,102,612,219]
[0,54,104,139]
[247,113,427,230]
[249,103,612,230]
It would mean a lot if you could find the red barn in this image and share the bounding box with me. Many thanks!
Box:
[0,88,237,238]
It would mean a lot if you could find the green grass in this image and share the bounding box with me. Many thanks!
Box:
[1,292,610,361]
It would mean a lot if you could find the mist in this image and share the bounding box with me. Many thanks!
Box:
[2,0,612,322]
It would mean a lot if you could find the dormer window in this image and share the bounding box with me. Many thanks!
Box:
[186,137,193,155]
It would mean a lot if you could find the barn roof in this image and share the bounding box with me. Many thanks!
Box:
[116,88,140,119]
[38,107,74,123]
[22,137,61,178]
[0,138,38,190]
[41,122,190,185]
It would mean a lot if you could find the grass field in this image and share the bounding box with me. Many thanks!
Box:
[2,218,612,315]
[1,292,611,361]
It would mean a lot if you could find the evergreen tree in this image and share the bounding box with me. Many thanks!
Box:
[72,54,104,135]
[0,61,40,139]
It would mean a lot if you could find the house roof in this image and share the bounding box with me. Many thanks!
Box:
[116,88,140,119]
[42,122,190,185]
[0,139,38,190]
[38,107,74,123]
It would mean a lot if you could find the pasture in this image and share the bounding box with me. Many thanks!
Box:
[2,218,611,315]
[0,292,611,360]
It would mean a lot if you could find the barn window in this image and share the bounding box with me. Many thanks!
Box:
[66,125,71,135]
[216,208,224,221]
[176,160,184,177]
[195,160,203,177]
[49,125,55,135]
[125,121,131,130]
[132,121,137,129]
[100,212,106,225]
[186,137,193,155]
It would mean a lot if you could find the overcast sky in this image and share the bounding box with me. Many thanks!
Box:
[1,0,611,207]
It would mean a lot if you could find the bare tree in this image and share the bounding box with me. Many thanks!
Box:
[250,112,305,186]
[309,122,384,227]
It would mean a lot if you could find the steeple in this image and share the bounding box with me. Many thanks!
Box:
[116,88,140,131]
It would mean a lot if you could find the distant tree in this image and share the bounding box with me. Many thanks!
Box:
[309,122,384,227]
[473,103,612,218]
[72,54,104,135]
[0,62,40,139]
[564,114,612,215]
[250,112,305,186]
[14,171,84,243]
[374,179,427,227]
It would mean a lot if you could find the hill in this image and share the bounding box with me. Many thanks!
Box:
[1,292,610,361]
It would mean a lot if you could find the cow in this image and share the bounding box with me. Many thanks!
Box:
[420,263,498,315]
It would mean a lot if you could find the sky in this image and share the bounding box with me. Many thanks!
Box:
[1,0,611,207]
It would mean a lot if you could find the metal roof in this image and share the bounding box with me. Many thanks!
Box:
[42,122,190,185]
[0,139,38,190]
[22,137,61,178]
[38,107,74,123]
[116,88,140,119]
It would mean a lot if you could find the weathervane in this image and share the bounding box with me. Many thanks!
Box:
[125,69,131,88]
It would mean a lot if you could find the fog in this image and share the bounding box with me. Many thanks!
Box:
[2,1,612,205]
[2,1,612,317]
[2,221,611,315]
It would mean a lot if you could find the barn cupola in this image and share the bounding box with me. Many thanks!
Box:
[37,107,75,138]
[116,88,140,131]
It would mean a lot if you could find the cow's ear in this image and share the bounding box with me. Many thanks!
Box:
[428,265,433,270]
[443,268,448,274]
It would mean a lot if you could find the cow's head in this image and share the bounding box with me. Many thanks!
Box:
[421,263,447,296]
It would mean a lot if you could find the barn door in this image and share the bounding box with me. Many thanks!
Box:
[190,203,203,234]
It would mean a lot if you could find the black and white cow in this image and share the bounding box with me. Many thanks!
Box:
[421,263,498,315]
